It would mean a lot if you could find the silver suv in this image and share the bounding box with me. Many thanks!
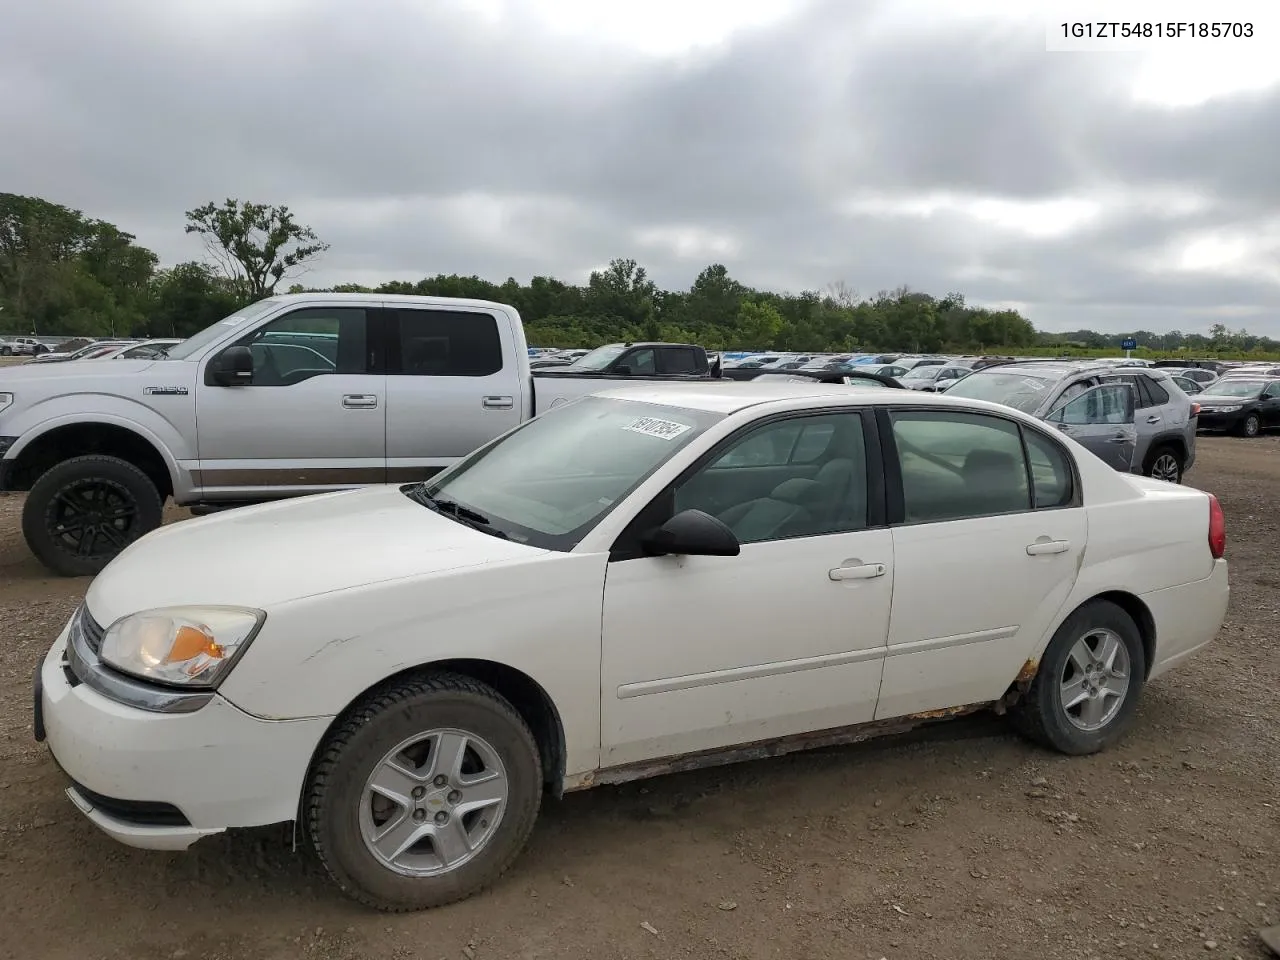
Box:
[942,360,1198,483]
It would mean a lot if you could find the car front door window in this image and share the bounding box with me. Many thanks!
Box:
[673,413,868,542]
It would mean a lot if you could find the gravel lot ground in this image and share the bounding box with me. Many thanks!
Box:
[0,436,1276,960]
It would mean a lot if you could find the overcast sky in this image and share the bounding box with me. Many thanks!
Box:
[3,0,1278,335]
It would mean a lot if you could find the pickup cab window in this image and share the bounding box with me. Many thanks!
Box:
[236,308,368,385]
[393,309,504,377]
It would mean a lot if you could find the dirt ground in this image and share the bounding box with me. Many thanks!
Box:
[1,437,1277,960]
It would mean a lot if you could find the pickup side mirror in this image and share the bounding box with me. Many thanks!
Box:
[209,345,254,386]
[641,509,740,557]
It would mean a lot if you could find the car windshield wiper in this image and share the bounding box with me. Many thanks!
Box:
[405,486,509,539]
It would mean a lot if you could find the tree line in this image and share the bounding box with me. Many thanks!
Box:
[2,192,1276,357]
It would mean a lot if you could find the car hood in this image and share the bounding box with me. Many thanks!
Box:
[0,357,167,382]
[85,486,548,621]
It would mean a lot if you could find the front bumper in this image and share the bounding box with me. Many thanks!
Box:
[38,618,332,851]
[1196,411,1247,431]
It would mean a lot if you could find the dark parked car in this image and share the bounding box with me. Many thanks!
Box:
[1194,378,1280,437]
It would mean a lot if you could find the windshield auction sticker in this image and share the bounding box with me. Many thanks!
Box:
[623,416,693,441]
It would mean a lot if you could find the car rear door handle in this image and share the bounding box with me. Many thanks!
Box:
[482,396,514,410]
[1026,540,1070,556]
[342,394,378,409]
[829,561,886,581]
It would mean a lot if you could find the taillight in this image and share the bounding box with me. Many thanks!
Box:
[1191,402,1201,417]
[1207,494,1226,559]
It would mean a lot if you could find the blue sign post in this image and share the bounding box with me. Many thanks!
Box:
[1121,337,1137,354]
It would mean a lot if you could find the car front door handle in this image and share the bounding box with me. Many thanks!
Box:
[342,394,378,409]
[1026,540,1071,556]
[829,562,886,581]
[482,395,515,410]
[1107,434,1130,443]
[1146,415,1161,424]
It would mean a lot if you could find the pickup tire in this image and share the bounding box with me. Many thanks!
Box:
[1010,599,1146,756]
[306,673,542,912]
[22,455,165,577]
[0,346,10,356]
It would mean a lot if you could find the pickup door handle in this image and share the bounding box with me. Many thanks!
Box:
[342,394,378,409]
[482,395,514,410]
[1026,540,1071,556]
[829,562,886,581]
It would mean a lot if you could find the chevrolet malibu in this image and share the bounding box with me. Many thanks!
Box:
[35,383,1229,911]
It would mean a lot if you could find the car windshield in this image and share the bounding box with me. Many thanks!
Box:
[162,298,284,360]
[902,365,942,380]
[418,396,723,550]
[566,344,627,371]
[943,370,1057,413]
[1201,380,1265,399]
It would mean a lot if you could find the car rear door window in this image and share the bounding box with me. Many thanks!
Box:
[889,411,1032,523]
[657,348,699,375]
[1023,429,1073,508]
[394,309,503,377]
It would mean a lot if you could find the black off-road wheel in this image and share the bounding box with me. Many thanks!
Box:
[305,673,543,912]
[21,455,164,577]
[1010,599,1147,756]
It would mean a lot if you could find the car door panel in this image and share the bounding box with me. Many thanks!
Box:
[600,530,894,767]
[877,510,1085,719]
[875,409,1087,718]
[196,305,385,493]
[1045,384,1137,472]
[384,307,525,482]
[599,409,891,768]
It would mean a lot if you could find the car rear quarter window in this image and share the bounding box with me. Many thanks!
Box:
[1143,376,1171,405]
[1023,429,1073,508]
[889,411,1032,523]
[395,309,503,377]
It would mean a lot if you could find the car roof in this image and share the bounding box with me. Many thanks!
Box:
[591,381,1013,416]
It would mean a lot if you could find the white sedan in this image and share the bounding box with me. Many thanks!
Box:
[35,382,1229,911]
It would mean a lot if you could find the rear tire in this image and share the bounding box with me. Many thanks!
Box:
[305,673,543,912]
[1143,444,1183,484]
[22,455,164,577]
[1010,600,1146,755]
[1240,413,1261,438]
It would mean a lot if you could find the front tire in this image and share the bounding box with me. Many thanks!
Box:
[1144,444,1183,484]
[22,455,164,576]
[1011,600,1146,755]
[1240,413,1261,438]
[305,673,543,912]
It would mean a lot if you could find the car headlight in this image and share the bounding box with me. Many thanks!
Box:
[0,392,12,415]
[99,606,265,687]
[1213,404,1242,412]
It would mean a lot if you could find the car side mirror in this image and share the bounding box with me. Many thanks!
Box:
[210,345,253,386]
[614,365,632,376]
[641,509,740,557]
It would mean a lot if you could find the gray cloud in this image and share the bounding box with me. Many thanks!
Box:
[1,0,1277,335]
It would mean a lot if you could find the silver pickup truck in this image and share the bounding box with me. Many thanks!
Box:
[0,293,721,575]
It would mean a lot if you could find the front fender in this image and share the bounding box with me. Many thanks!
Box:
[216,552,609,779]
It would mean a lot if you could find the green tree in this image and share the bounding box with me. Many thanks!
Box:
[184,199,328,301]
